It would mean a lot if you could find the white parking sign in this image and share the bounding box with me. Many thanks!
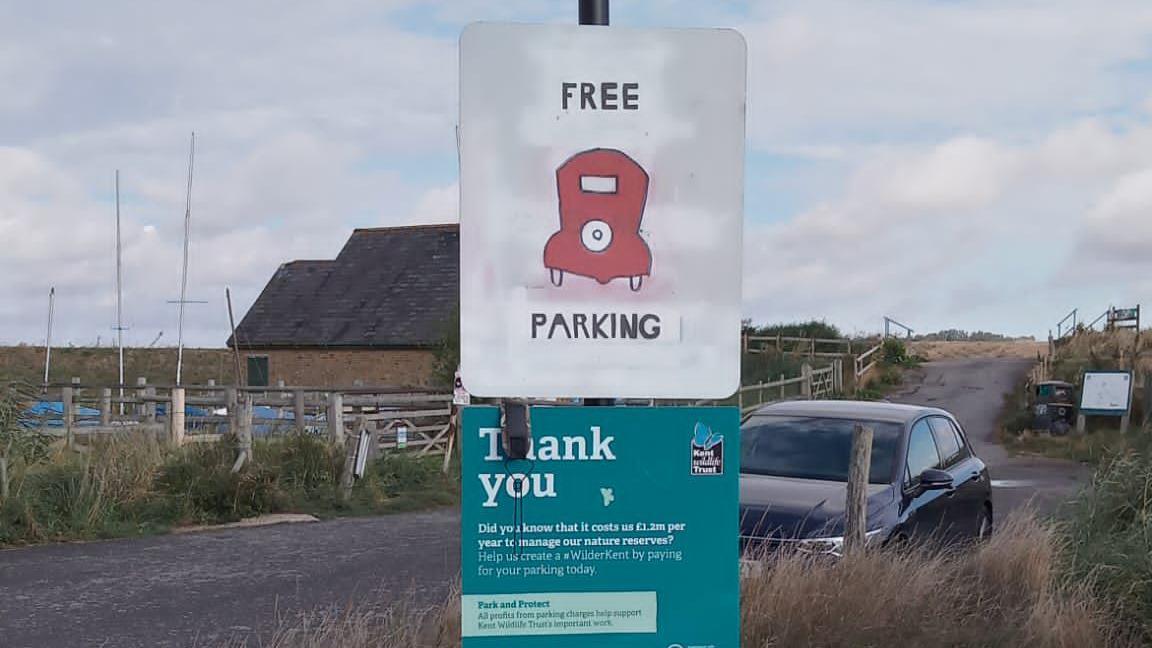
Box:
[459,23,746,399]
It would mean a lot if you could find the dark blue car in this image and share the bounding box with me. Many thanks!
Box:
[740,401,992,556]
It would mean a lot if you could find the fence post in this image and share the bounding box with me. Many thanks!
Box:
[170,387,186,447]
[801,363,813,399]
[145,386,157,423]
[1144,372,1152,430]
[737,388,744,413]
[226,387,238,434]
[294,389,306,435]
[135,377,147,418]
[62,386,75,450]
[779,373,785,400]
[844,423,874,556]
[100,388,112,426]
[239,394,254,463]
[328,392,345,446]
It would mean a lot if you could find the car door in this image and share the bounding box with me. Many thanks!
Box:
[929,416,986,540]
[901,418,950,542]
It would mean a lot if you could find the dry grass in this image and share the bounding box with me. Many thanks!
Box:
[229,513,1133,648]
[1055,330,1152,376]
[912,340,1048,361]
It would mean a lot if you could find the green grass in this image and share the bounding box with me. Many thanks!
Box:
[0,433,459,547]
[1062,446,1152,642]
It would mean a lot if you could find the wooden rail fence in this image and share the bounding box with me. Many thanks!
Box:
[33,381,456,458]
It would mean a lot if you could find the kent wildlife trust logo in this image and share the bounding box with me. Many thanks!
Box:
[690,422,724,476]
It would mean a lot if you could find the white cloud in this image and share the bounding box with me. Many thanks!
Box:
[409,182,460,225]
[5,0,1152,346]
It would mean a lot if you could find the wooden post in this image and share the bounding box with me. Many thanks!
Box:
[1121,413,1131,435]
[801,363,813,399]
[226,387,238,435]
[294,389,306,435]
[779,373,785,400]
[844,423,874,556]
[135,377,147,418]
[100,388,112,426]
[1076,413,1086,435]
[62,386,75,450]
[328,393,345,446]
[145,386,157,424]
[1143,372,1152,430]
[241,394,253,455]
[170,387,186,447]
[0,456,8,501]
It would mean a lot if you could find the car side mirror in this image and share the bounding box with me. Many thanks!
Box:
[918,468,953,491]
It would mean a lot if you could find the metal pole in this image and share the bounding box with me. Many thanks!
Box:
[43,287,54,386]
[580,0,612,407]
[176,132,196,386]
[115,171,125,413]
[579,0,609,25]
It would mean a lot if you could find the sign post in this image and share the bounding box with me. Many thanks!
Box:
[458,6,746,647]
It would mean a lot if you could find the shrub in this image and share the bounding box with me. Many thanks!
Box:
[155,443,283,523]
[882,337,910,365]
[266,434,342,493]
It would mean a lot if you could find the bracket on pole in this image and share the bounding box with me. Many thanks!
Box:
[500,401,532,460]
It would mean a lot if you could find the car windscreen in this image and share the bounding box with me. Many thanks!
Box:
[741,415,902,484]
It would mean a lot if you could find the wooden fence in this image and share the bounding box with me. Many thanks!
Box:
[33,381,456,458]
[697,359,845,415]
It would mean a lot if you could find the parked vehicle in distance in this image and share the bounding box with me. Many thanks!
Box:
[740,400,992,557]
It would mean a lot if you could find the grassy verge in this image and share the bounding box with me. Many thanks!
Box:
[0,433,458,547]
[219,513,1134,648]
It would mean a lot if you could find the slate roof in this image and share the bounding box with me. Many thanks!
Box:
[229,224,459,348]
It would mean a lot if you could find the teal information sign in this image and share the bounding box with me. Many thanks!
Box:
[461,406,740,647]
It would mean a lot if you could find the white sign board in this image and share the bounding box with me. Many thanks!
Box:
[1080,371,1133,414]
[459,23,746,399]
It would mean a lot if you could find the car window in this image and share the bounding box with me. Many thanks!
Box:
[905,419,941,486]
[928,417,965,466]
[921,415,967,461]
[741,416,904,484]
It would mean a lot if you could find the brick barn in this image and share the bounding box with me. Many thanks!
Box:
[228,224,459,388]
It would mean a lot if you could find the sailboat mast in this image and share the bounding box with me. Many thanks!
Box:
[176,132,195,386]
[116,171,124,406]
[44,286,55,386]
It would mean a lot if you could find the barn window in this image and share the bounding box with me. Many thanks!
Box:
[247,356,270,387]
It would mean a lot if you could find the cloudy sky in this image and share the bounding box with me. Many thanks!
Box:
[2,0,1151,347]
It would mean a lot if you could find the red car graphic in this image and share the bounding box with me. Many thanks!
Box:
[544,148,651,291]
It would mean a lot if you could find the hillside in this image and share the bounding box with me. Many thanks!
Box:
[0,346,237,386]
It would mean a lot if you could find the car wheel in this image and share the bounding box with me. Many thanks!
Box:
[977,506,993,541]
